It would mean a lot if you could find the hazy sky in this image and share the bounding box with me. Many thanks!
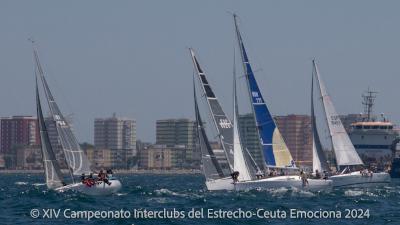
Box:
[1,0,400,143]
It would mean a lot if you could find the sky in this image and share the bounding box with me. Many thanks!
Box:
[1,0,400,143]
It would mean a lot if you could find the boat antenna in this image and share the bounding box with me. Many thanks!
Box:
[362,87,378,121]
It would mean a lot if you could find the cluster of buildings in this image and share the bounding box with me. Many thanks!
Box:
[1,112,397,171]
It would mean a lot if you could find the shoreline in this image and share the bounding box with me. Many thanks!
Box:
[0,169,202,175]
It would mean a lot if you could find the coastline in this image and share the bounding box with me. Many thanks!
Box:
[0,169,202,175]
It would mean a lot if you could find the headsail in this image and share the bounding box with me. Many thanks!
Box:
[36,76,65,189]
[233,72,252,181]
[33,48,92,175]
[189,48,234,172]
[312,60,363,168]
[311,63,330,173]
[234,15,295,168]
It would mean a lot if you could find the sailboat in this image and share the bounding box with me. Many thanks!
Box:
[190,48,235,191]
[33,44,122,195]
[311,60,390,187]
[232,14,332,191]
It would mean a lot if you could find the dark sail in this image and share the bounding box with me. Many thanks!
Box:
[189,49,234,173]
[36,76,65,189]
[194,78,225,179]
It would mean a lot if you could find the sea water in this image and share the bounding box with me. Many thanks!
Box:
[1,173,399,225]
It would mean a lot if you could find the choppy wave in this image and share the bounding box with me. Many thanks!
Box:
[15,181,28,185]
[0,174,399,225]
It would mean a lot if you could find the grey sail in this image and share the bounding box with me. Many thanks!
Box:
[189,49,234,173]
[311,65,330,173]
[312,60,363,168]
[33,49,92,175]
[194,77,225,180]
[36,76,65,189]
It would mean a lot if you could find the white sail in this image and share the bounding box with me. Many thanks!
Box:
[311,66,330,173]
[312,139,322,172]
[313,61,363,167]
[33,48,92,175]
[233,74,252,181]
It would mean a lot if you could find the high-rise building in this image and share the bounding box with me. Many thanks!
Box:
[0,116,40,168]
[94,114,136,169]
[275,114,312,168]
[238,113,264,169]
[156,119,198,166]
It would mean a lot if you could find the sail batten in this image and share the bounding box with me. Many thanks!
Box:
[34,48,92,175]
[312,61,363,168]
[234,15,294,168]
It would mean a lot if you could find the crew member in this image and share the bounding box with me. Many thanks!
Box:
[231,171,240,183]
[300,170,308,186]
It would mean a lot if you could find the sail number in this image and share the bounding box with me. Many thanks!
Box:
[219,119,232,129]
[252,91,263,103]
[330,115,342,126]
[54,115,66,126]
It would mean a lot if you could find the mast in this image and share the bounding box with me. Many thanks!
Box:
[233,14,266,169]
[362,88,378,121]
[233,62,252,181]
[311,60,330,172]
[233,14,294,169]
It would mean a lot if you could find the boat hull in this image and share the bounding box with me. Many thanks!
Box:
[55,179,122,195]
[234,175,333,191]
[330,171,391,187]
[206,177,234,191]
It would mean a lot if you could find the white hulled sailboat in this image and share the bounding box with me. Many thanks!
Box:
[311,60,390,187]
[190,48,235,190]
[232,15,332,191]
[33,43,122,195]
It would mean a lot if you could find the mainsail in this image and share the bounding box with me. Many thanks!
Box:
[33,48,92,175]
[189,48,234,172]
[233,73,252,181]
[312,60,363,168]
[36,76,65,189]
[311,64,330,173]
[194,78,225,180]
[234,15,295,168]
